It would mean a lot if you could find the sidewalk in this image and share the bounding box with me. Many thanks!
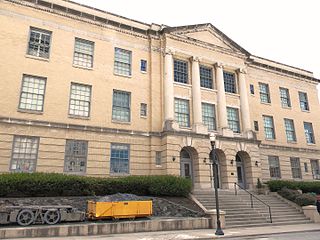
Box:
[8,223,320,240]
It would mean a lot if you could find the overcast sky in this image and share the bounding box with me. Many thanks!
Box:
[73,0,320,78]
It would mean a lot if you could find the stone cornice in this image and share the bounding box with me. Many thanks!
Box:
[260,143,320,153]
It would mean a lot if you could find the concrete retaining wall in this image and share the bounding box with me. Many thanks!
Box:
[0,217,209,239]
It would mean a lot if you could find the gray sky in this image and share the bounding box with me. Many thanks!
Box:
[73,0,320,78]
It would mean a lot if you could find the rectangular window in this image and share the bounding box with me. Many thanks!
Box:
[200,66,213,89]
[254,121,259,131]
[64,140,88,173]
[140,59,147,72]
[19,75,46,112]
[279,87,291,108]
[174,98,190,127]
[114,48,132,76]
[290,157,302,179]
[112,90,131,122]
[110,144,129,174]
[174,59,188,84]
[223,71,236,93]
[227,107,240,133]
[155,151,161,166]
[259,83,271,103]
[304,122,315,144]
[202,103,216,131]
[284,118,296,142]
[250,84,255,94]
[268,156,281,179]
[27,27,51,58]
[73,38,94,68]
[304,162,308,173]
[263,115,275,140]
[311,159,320,179]
[299,92,309,111]
[10,136,39,172]
[140,103,147,117]
[69,83,91,117]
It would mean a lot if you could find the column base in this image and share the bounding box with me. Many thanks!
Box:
[163,119,179,131]
[192,123,208,134]
[219,128,234,138]
[242,130,256,140]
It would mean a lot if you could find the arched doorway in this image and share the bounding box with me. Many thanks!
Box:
[209,150,221,188]
[180,148,193,181]
[236,153,246,189]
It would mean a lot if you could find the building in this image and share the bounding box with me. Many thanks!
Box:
[1,0,320,190]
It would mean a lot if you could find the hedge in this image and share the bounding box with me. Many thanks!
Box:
[266,180,320,194]
[0,173,192,198]
[277,187,316,206]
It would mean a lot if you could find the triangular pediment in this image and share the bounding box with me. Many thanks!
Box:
[164,24,249,55]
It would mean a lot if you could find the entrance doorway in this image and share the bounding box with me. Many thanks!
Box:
[180,149,193,180]
[236,153,246,189]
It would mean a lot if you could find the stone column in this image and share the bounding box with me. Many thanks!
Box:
[238,68,253,137]
[215,63,228,129]
[191,57,207,134]
[163,49,178,130]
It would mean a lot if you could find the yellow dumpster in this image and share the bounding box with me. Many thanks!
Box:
[87,200,152,220]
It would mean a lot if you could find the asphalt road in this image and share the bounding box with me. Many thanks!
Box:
[220,231,320,240]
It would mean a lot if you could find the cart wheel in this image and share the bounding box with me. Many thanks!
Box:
[44,209,60,225]
[17,209,35,226]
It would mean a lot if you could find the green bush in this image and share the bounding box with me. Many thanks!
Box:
[0,173,192,198]
[295,193,316,206]
[277,187,300,202]
[267,180,320,194]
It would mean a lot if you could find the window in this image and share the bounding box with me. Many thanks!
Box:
[200,66,213,89]
[311,160,320,179]
[155,151,161,166]
[304,162,308,173]
[304,122,315,144]
[263,115,275,140]
[250,84,255,94]
[140,59,147,72]
[64,140,88,173]
[223,71,236,93]
[254,121,259,131]
[279,87,291,108]
[27,27,51,58]
[174,98,190,127]
[290,157,302,179]
[19,75,46,112]
[112,90,131,122]
[140,103,147,117]
[10,136,39,172]
[110,144,129,174]
[259,83,271,103]
[114,48,132,76]
[227,107,240,133]
[202,103,216,131]
[268,156,281,179]
[73,38,94,68]
[299,92,309,111]
[284,118,296,142]
[69,83,91,117]
[174,59,188,84]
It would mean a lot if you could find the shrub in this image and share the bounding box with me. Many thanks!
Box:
[267,180,320,194]
[295,193,316,206]
[277,187,300,202]
[0,173,192,198]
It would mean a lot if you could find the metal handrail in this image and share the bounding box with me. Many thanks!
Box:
[234,182,272,223]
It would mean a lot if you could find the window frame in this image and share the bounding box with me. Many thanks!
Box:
[110,143,130,175]
[202,102,216,131]
[174,98,190,127]
[299,91,309,111]
[68,82,92,118]
[140,103,147,117]
[64,139,88,174]
[227,107,240,133]
[27,27,52,59]
[284,118,296,142]
[73,37,95,69]
[114,47,132,77]
[140,59,147,72]
[112,90,131,122]
[268,155,281,179]
[200,65,213,89]
[10,135,40,173]
[174,59,189,84]
[279,87,291,108]
[263,115,276,140]
[259,82,271,103]
[155,151,162,166]
[18,74,47,112]
[223,71,237,94]
[290,157,302,179]
[304,122,315,144]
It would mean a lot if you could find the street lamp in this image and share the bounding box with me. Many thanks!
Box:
[209,133,224,236]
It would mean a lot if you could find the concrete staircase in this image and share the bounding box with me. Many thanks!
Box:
[193,189,312,228]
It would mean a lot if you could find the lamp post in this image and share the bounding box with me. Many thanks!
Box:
[209,133,224,236]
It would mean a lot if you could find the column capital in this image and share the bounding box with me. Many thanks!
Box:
[164,48,175,55]
[214,62,224,68]
[237,68,247,74]
[190,56,201,62]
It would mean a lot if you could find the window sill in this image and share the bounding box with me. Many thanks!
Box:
[260,101,271,105]
[68,115,90,120]
[114,72,132,78]
[307,142,316,146]
[140,70,147,74]
[179,126,192,130]
[173,82,191,88]
[282,106,292,110]
[112,120,131,125]
[156,165,162,168]
[201,87,217,93]
[17,109,44,115]
[72,64,93,71]
[110,173,130,176]
[140,116,147,119]
[225,92,240,98]
[301,109,310,113]
[287,141,297,144]
[25,54,50,62]
[265,138,276,142]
